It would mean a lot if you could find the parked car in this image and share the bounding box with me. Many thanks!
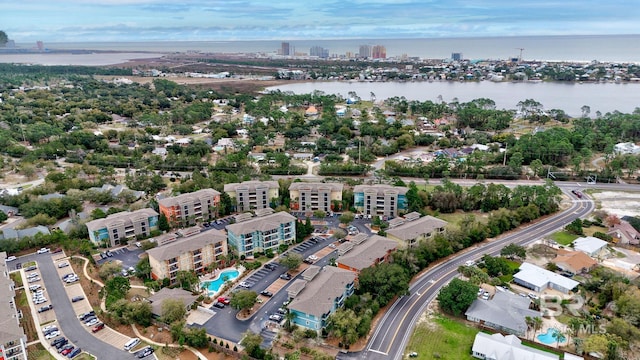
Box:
[217,297,230,305]
[135,242,142,247]
[45,331,60,340]
[38,304,53,313]
[28,277,41,283]
[277,307,287,315]
[5,255,17,262]
[55,339,69,350]
[213,302,225,309]
[279,273,292,280]
[260,290,273,297]
[29,284,41,291]
[51,337,66,347]
[71,296,84,303]
[34,298,47,304]
[268,314,282,322]
[137,347,154,358]
[85,318,99,327]
[238,281,253,288]
[25,265,37,271]
[61,346,75,355]
[37,248,50,254]
[67,347,81,358]
[264,263,277,270]
[58,262,69,268]
[92,322,105,333]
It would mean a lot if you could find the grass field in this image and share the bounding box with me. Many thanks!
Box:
[26,343,55,360]
[405,315,477,360]
[549,231,579,246]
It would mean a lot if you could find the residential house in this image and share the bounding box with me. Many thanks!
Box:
[0,205,18,217]
[471,332,560,360]
[385,212,448,248]
[289,182,343,213]
[336,235,397,274]
[607,221,640,245]
[551,249,598,275]
[224,181,279,212]
[305,106,318,116]
[86,208,159,247]
[0,226,50,241]
[158,189,221,226]
[148,287,198,318]
[613,142,640,155]
[0,252,28,360]
[288,266,356,333]
[226,212,296,258]
[513,262,579,294]
[353,184,408,218]
[147,228,227,283]
[572,236,608,258]
[465,291,540,336]
[87,184,145,201]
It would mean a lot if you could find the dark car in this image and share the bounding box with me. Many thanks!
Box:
[71,296,84,303]
[38,304,53,313]
[279,273,292,280]
[571,189,583,198]
[55,339,69,350]
[212,302,225,309]
[264,263,277,270]
[51,337,66,347]
[260,290,273,297]
[26,265,37,271]
[67,347,81,358]
[137,347,154,358]
[92,322,105,333]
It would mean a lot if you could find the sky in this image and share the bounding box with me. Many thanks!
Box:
[2,0,639,43]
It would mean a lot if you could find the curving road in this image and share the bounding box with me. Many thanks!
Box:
[344,184,597,360]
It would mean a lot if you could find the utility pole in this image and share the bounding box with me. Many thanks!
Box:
[502,144,507,166]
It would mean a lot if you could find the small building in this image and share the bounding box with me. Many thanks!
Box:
[224,181,279,212]
[289,182,343,213]
[385,214,448,248]
[465,292,540,336]
[305,106,318,116]
[226,211,296,258]
[288,266,356,333]
[513,262,579,294]
[551,249,598,275]
[607,221,640,245]
[0,204,18,217]
[336,234,397,274]
[471,332,560,360]
[86,208,159,247]
[148,288,198,318]
[572,236,608,258]
[613,142,640,155]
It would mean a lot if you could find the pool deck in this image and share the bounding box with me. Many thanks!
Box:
[199,266,244,298]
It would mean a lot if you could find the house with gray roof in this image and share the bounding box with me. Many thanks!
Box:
[86,208,159,247]
[0,226,50,241]
[226,211,296,258]
[465,291,541,336]
[0,204,18,217]
[386,214,448,248]
[288,266,356,333]
[148,287,198,318]
[471,332,560,360]
[572,236,608,258]
[513,262,579,294]
[0,252,28,359]
[337,235,397,274]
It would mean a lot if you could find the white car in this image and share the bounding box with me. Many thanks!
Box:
[37,248,50,254]
[45,331,60,340]
[464,260,475,267]
[308,255,318,261]
[5,256,17,262]
[42,325,57,332]
[27,272,39,279]
[57,262,69,268]
[29,285,41,291]
[28,277,41,283]
[85,318,99,327]
[34,298,47,304]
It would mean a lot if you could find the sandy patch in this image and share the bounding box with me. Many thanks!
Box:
[591,191,640,217]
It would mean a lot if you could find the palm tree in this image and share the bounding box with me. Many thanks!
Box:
[552,328,566,348]
[532,317,543,339]
[284,310,296,332]
[525,316,535,340]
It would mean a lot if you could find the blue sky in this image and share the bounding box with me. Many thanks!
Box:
[2,0,638,42]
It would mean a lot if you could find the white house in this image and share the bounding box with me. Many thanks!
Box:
[513,262,579,294]
[614,142,640,155]
[471,332,560,360]
[572,236,608,258]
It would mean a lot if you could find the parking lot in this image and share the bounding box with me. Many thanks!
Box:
[95,246,145,272]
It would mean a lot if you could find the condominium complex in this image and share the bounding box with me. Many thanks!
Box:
[147,228,228,284]
[226,211,296,258]
[0,252,27,360]
[353,184,408,218]
[158,189,221,226]
[223,181,279,212]
[336,234,397,274]
[288,266,356,332]
[372,45,387,59]
[358,44,371,58]
[289,182,343,213]
[385,212,448,248]
[86,208,159,247]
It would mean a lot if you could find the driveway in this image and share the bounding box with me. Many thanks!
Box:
[95,247,145,270]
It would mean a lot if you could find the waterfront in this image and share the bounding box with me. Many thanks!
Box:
[268,80,640,116]
[0,52,165,66]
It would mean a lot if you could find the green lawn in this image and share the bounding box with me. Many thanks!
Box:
[405,315,478,360]
[549,231,579,246]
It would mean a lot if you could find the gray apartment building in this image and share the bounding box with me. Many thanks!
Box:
[224,181,279,212]
[86,208,159,247]
[289,182,343,213]
[353,184,409,218]
[0,252,27,360]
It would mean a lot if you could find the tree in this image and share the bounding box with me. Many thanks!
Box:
[327,308,360,347]
[104,276,130,309]
[357,263,410,305]
[99,261,122,280]
[230,290,257,312]
[240,331,264,358]
[0,211,7,223]
[500,244,527,260]
[552,328,566,347]
[158,213,170,231]
[436,278,477,316]
[161,298,187,324]
[0,31,7,47]
[565,218,584,236]
[279,253,303,270]
[339,211,355,226]
[175,270,199,292]
[135,257,152,280]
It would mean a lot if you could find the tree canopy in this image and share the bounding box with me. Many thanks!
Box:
[436,278,477,316]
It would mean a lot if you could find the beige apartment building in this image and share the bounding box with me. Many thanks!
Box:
[289,182,343,213]
[147,228,227,284]
[86,208,159,247]
[0,252,27,360]
[224,181,279,212]
[386,212,448,248]
[353,184,408,218]
[158,188,221,226]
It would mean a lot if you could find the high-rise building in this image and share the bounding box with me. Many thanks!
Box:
[309,46,329,58]
[372,45,386,59]
[36,41,44,51]
[452,52,463,61]
[359,44,371,58]
[281,42,290,56]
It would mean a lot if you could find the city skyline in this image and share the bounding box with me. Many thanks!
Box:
[2,0,638,43]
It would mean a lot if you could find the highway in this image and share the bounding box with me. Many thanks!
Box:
[343,183,597,360]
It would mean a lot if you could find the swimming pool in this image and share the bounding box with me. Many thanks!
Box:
[201,269,240,294]
[537,328,566,345]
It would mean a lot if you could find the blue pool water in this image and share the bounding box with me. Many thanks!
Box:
[201,269,240,293]
[537,328,565,345]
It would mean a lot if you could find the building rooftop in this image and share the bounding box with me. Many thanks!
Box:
[551,249,597,274]
[472,332,559,360]
[147,229,226,261]
[572,236,608,255]
[514,262,579,291]
[353,184,408,195]
[0,225,51,240]
[148,287,197,317]
[86,208,158,233]
[226,211,295,235]
[158,188,221,207]
[0,252,26,346]
[289,182,344,192]
[223,180,279,192]
[465,291,540,335]
[385,215,448,241]
[338,235,397,271]
[288,266,356,318]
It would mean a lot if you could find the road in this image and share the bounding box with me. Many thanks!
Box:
[342,185,596,360]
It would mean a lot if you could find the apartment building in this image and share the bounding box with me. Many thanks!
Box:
[385,212,448,248]
[289,182,343,213]
[147,228,228,284]
[336,234,397,274]
[223,181,279,212]
[353,184,408,218]
[226,211,296,258]
[86,208,159,247]
[0,252,27,360]
[158,189,221,226]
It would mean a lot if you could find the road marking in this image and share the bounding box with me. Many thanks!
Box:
[369,349,388,356]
